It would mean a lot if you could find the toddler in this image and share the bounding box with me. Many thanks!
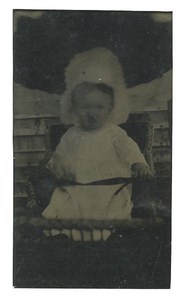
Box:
[42,48,152,240]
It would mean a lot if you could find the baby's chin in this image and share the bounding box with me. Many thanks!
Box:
[81,123,101,131]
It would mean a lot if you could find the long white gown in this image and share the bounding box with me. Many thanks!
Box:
[42,123,147,240]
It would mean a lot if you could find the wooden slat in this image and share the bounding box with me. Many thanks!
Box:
[14,101,59,116]
[14,118,51,135]
[14,197,29,208]
[14,135,45,151]
[14,149,45,153]
[14,192,28,198]
[153,146,171,163]
[14,206,27,217]
[14,114,59,120]
[154,162,171,177]
[15,179,27,184]
[153,122,169,129]
[15,162,39,168]
[153,128,170,147]
[14,117,60,138]
[14,181,27,194]
[131,105,168,112]
[14,166,37,181]
[14,128,44,136]
[130,110,169,124]
[14,152,45,167]
[146,110,169,124]
[14,182,29,203]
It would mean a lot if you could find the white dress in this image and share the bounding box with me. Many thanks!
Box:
[42,123,147,240]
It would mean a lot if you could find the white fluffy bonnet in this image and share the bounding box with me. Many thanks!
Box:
[60,47,129,125]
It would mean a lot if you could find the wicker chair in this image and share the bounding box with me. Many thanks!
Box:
[17,121,162,236]
[14,120,171,288]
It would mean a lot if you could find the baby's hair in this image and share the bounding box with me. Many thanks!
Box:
[71,81,114,107]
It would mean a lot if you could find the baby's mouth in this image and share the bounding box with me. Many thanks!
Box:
[88,120,98,126]
[86,120,100,129]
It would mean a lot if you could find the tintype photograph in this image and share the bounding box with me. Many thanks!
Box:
[13,10,172,288]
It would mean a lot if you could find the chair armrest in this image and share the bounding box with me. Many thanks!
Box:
[26,150,57,213]
[15,216,165,232]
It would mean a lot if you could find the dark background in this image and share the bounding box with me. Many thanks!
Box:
[14,10,172,94]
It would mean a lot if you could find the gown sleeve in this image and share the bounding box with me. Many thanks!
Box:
[111,126,147,166]
[45,129,74,180]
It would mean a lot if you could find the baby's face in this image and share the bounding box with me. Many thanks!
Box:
[72,88,113,130]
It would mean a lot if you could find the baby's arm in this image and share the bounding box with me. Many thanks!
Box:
[46,152,75,180]
[46,152,65,179]
[124,133,153,179]
[131,162,152,179]
[46,133,75,181]
[113,126,153,179]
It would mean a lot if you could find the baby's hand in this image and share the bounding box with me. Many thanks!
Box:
[46,153,75,180]
[131,163,153,180]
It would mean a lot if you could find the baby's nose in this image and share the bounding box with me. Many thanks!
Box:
[87,113,97,121]
[87,108,94,115]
